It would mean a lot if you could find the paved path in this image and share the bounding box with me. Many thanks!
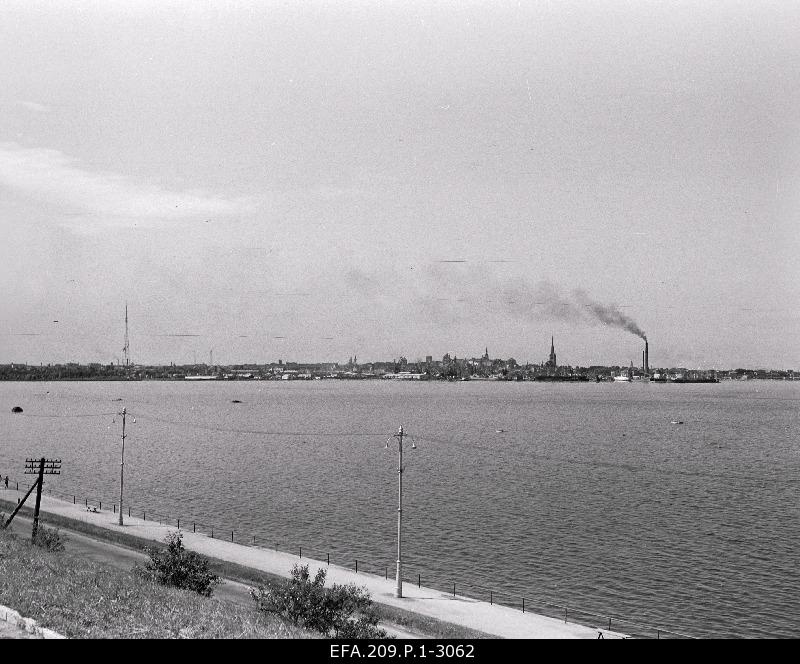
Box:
[0,489,625,639]
[2,514,419,639]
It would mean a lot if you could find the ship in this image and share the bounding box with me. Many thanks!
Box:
[613,361,635,381]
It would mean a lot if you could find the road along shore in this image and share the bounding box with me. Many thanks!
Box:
[0,489,626,639]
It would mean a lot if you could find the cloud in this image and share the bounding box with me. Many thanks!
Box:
[19,101,50,113]
[0,142,255,227]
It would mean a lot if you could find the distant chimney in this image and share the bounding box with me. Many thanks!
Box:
[644,340,649,374]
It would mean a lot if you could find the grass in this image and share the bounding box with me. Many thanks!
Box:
[0,497,491,639]
[0,525,316,639]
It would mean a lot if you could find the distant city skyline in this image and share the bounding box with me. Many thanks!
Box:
[2,1,798,368]
[3,328,796,373]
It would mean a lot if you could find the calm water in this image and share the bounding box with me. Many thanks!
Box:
[1,379,799,638]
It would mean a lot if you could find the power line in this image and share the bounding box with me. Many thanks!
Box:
[10,407,798,485]
[126,411,388,437]
[18,412,118,418]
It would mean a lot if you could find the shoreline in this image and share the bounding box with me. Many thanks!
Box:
[0,490,625,639]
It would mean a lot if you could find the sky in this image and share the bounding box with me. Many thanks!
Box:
[1,0,799,369]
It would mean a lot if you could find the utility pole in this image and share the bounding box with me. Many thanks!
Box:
[2,458,61,540]
[118,407,127,525]
[386,426,416,598]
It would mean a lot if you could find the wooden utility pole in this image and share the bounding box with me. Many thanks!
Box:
[2,458,61,541]
[31,458,44,539]
[396,426,404,598]
[118,407,127,525]
[386,426,416,598]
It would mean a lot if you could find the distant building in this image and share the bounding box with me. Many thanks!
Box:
[545,336,557,373]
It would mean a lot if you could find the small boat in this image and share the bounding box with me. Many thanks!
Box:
[12,406,23,413]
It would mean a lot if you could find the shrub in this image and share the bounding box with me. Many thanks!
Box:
[135,531,220,597]
[251,564,388,638]
[33,524,66,552]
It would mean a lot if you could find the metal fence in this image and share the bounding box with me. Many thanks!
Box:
[1,476,697,639]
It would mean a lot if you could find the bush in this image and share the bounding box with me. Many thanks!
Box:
[135,531,220,597]
[33,524,66,552]
[251,564,388,638]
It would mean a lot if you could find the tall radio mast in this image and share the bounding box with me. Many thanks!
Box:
[123,303,130,366]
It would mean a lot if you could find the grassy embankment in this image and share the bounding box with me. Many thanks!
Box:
[0,499,489,639]
[0,524,316,639]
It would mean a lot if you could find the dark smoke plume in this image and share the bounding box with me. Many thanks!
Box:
[572,289,647,341]
[366,266,649,341]
[488,279,647,340]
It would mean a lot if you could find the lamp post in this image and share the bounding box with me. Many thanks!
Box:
[117,407,127,526]
[386,425,416,598]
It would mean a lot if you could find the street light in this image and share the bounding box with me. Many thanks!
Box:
[385,425,416,598]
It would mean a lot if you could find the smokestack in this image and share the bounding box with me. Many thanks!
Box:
[644,340,649,375]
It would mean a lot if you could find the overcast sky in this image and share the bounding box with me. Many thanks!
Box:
[2,0,799,368]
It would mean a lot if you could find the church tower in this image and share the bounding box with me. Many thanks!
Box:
[548,336,557,368]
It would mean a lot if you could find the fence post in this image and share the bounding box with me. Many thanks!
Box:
[657,629,660,640]
[143,511,146,520]
[564,608,568,623]
[385,567,387,580]
[211,527,214,538]
[177,518,180,529]
[253,535,256,546]
[327,553,329,565]
[73,495,75,504]
[231,530,234,542]
[355,560,358,573]
[85,498,87,507]
[418,574,420,588]
[128,506,131,517]
[113,504,116,513]
[490,591,492,605]
[193,521,196,533]
[608,617,612,631]
[522,598,525,613]
[299,546,302,558]
[453,583,455,597]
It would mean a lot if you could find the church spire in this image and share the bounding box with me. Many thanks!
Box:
[547,336,557,369]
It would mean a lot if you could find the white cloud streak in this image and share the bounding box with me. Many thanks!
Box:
[0,142,254,227]
[19,100,50,113]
